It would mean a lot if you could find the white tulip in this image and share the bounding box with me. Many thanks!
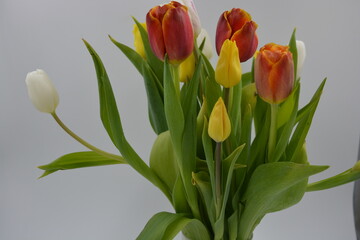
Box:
[25,69,59,113]
[176,0,201,37]
[197,28,213,60]
[296,40,306,80]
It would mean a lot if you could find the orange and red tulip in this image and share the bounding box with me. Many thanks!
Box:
[255,43,294,104]
[146,1,194,64]
[215,8,258,62]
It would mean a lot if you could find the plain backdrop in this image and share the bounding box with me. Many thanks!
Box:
[1,0,360,239]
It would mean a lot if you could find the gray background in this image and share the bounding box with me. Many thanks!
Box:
[1,0,360,239]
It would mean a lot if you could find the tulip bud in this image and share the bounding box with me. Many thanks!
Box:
[176,0,201,37]
[296,40,306,79]
[132,23,147,59]
[216,8,258,62]
[146,1,194,64]
[197,28,213,59]
[25,69,59,113]
[215,39,242,88]
[179,53,195,82]
[208,97,231,142]
[255,43,294,104]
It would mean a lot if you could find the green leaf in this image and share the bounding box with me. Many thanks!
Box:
[229,82,242,146]
[273,84,300,163]
[202,118,217,203]
[133,18,164,81]
[192,171,216,226]
[83,40,171,200]
[137,212,211,240]
[241,72,253,87]
[287,79,326,162]
[109,35,145,75]
[307,165,360,191]
[202,56,221,111]
[172,175,191,214]
[150,131,178,192]
[214,145,245,240]
[142,62,168,134]
[239,162,328,240]
[38,151,126,178]
[288,28,298,80]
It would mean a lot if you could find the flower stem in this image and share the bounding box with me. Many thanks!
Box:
[172,64,180,98]
[51,112,125,162]
[268,103,278,162]
[215,141,222,217]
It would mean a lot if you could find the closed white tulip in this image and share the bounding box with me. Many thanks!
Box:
[25,69,59,113]
[197,28,213,60]
[176,0,201,37]
[296,40,306,79]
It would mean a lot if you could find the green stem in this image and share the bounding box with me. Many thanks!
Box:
[215,142,222,218]
[51,112,124,162]
[223,88,232,155]
[51,112,172,201]
[172,64,180,98]
[268,104,278,162]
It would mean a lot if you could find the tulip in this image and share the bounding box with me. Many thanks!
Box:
[197,28,213,59]
[215,39,242,88]
[179,53,195,82]
[216,8,258,62]
[255,43,294,104]
[132,23,147,59]
[176,0,201,37]
[25,69,59,113]
[146,1,194,64]
[296,40,306,79]
[208,97,231,142]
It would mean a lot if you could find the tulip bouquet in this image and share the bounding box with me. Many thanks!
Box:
[26,1,360,240]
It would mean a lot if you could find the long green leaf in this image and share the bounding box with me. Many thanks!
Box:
[287,79,326,162]
[288,29,298,80]
[109,35,145,74]
[137,212,211,240]
[38,151,125,178]
[83,40,171,200]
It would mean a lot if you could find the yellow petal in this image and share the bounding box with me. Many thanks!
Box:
[179,53,195,82]
[215,39,242,88]
[208,97,231,142]
[133,23,147,59]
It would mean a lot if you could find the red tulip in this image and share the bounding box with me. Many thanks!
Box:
[215,8,258,62]
[146,1,194,64]
[255,43,294,104]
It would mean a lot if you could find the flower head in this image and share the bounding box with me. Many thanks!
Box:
[215,39,242,88]
[25,69,59,113]
[296,40,306,79]
[216,8,258,62]
[208,97,231,142]
[255,43,294,104]
[146,1,194,64]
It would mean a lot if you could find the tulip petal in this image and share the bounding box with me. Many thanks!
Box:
[162,6,194,63]
[227,8,251,34]
[146,9,166,61]
[231,21,258,62]
[215,12,232,55]
[269,53,294,103]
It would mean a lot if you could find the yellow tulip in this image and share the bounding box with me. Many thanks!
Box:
[132,23,147,59]
[208,97,231,142]
[215,39,242,88]
[179,53,195,82]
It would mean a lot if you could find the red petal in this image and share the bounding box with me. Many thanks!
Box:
[231,21,258,62]
[215,12,232,55]
[146,9,166,60]
[162,6,194,63]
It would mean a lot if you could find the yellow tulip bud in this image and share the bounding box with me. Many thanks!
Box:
[179,53,195,82]
[215,39,242,88]
[208,97,231,142]
[132,23,147,59]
